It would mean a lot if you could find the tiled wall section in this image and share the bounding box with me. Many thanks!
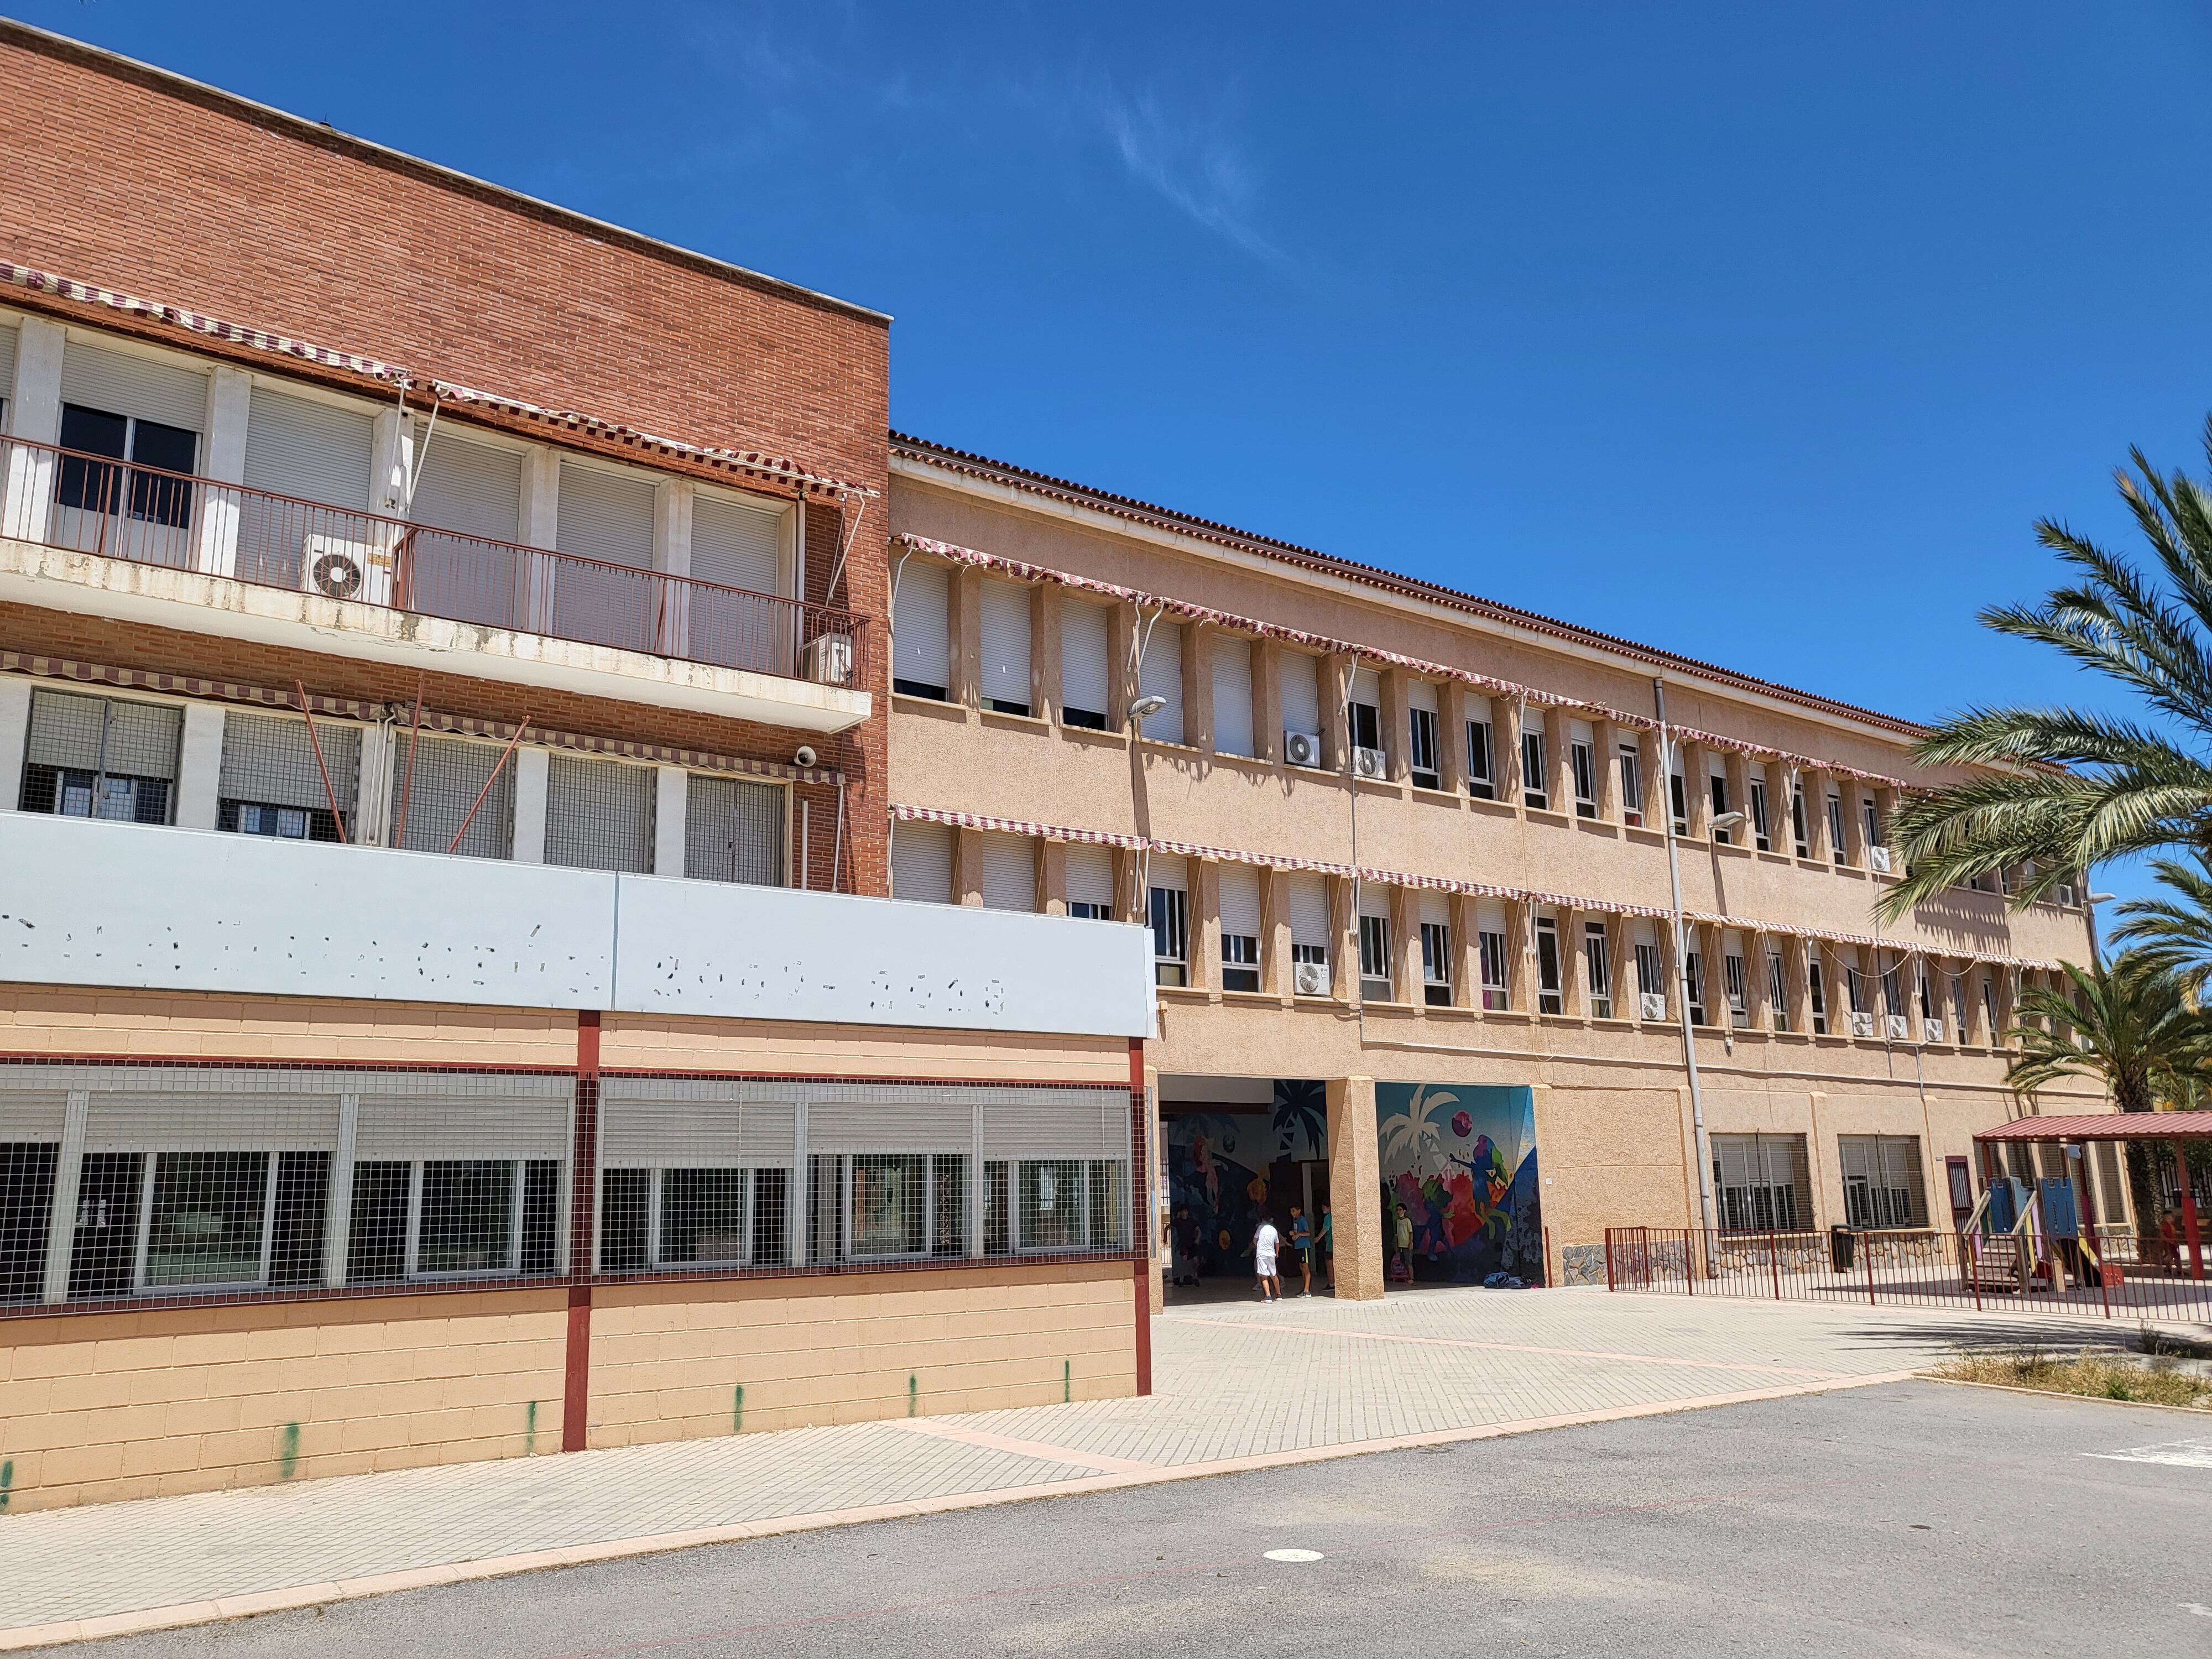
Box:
[588,1261,1139,1446]
[600,1014,1133,1084]
[0,1290,569,1514]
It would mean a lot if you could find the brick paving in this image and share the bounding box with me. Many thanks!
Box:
[0,1285,2169,1647]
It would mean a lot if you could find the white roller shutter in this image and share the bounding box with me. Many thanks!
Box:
[1138,620,1184,744]
[60,342,207,431]
[0,1086,66,1142]
[598,1095,795,1167]
[1357,880,1392,920]
[894,561,952,695]
[1407,679,1439,714]
[556,462,654,567]
[1280,651,1321,736]
[244,387,372,508]
[979,1097,1129,1161]
[1569,717,1595,745]
[979,832,1035,911]
[1148,852,1187,892]
[0,324,17,413]
[1217,863,1261,938]
[1634,920,1658,949]
[410,427,521,543]
[1419,891,1450,927]
[355,1090,569,1160]
[1477,899,1511,936]
[84,1088,343,1152]
[1288,874,1330,948]
[692,492,782,594]
[891,820,953,903]
[1211,634,1254,757]
[1060,599,1112,721]
[1351,667,1381,711]
[979,580,1032,711]
[808,1099,973,1152]
[1066,843,1115,910]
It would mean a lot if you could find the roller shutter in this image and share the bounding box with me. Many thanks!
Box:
[1217,863,1262,938]
[410,428,522,544]
[1060,599,1112,722]
[979,832,1035,911]
[556,462,654,567]
[1211,634,1254,757]
[890,820,953,903]
[1138,620,1183,744]
[1288,874,1330,949]
[692,492,782,594]
[1280,651,1321,737]
[893,561,951,696]
[60,342,206,432]
[979,580,1032,711]
[243,387,372,509]
[1065,843,1115,910]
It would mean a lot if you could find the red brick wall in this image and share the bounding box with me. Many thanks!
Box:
[0,25,891,896]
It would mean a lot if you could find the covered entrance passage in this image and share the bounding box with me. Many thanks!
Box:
[1159,1076,1334,1301]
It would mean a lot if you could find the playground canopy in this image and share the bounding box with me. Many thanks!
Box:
[1973,1114,2212,1142]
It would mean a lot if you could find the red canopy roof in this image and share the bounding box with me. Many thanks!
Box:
[1975,1114,2212,1142]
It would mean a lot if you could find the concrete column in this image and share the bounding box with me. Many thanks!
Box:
[1440,684,1470,797]
[195,366,251,577]
[653,765,687,876]
[1381,670,1411,784]
[954,826,984,907]
[1040,839,1068,916]
[1261,865,1291,1000]
[1326,1076,1384,1301]
[519,445,560,635]
[1499,700,1527,806]
[0,676,30,810]
[4,315,64,542]
[952,566,983,709]
[1637,727,1666,829]
[1389,884,1419,1004]
[174,703,224,831]
[1328,873,1357,1001]
[652,479,693,658]
[1449,893,1479,1009]
[512,747,549,863]
[1721,752,1751,847]
[1253,638,1284,766]
[1109,604,1136,733]
[1593,719,1621,823]
[1034,583,1062,726]
[1550,907,1581,1019]
[1322,653,1354,773]
[1193,860,1220,992]
[1604,912,1634,1020]
[1186,624,1214,755]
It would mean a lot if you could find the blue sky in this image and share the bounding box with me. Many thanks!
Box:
[17,2,2212,899]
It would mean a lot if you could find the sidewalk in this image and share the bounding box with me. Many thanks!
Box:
[0,1285,2159,1648]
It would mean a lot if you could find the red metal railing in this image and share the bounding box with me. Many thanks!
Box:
[1603,1225,2212,1322]
[0,436,871,689]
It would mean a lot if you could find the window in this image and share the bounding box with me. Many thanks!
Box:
[1809,959,1829,1034]
[599,1166,785,1270]
[1767,951,1789,1031]
[1748,774,1771,851]
[1713,1134,1810,1233]
[1466,706,1495,800]
[1521,724,1548,811]
[1211,634,1255,758]
[546,754,655,875]
[1281,651,1323,759]
[59,1149,331,1297]
[388,732,514,859]
[1980,974,1998,1039]
[978,578,1032,716]
[21,690,181,826]
[890,819,954,903]
[979,832,1035,912]
[1018,1158,1125,1251]
[1060,598,1112,729]
[1826,790,1846,864]
[1478,928,1510,1010]
[1066,843,1115,921]
[1838,1135,1928,1229]
[892,559,951,700]
[1150,855,1189,987]
[1535,916,1564,1015]
[1846,964,1870,1016]
[1584,922,1613,1019]
[1670,759,1688,837]
[1949,974,1970,1044]
[1348,668,1382,764]
[1862,795,1881,855]
[1618,743,1643,827]
[1723,949,1749,1027]
[1686,951,1708,1026]
[53,342,205,564]
[849,1154,926,1257]
[1358,907,1392,1002]
[347,1158,562,1281]
[1635,941,1665,1016]
[218,712,358,843]
[1709,771,1732,844]
[685,774,786,886]
[1791,784,1809,858]
[1569,731,1598,818]
[1408,705,1439,790]
[1218,863,1262,993]
[1288,873,1331,992]
[1137,620,1185,745]
[238,387,375,589]
[1420,920,1452,1007]
[56,404,197,538]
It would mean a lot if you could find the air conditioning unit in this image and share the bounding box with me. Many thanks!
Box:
[1922,1017,1947,1044]
[1639,992,1667,1021]
[301,534,392,606]
[1293,960,1330,997]
[2054,883,2077,907]
[1285,730,1323,768]
[804,633,853,686]
[1849,1010,1877,1039]
[1884,1013,1911,1041]
[1353,746,1387,779]
[1868,845,1893,874]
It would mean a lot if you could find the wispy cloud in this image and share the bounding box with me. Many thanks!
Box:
[1081,74,1286,267]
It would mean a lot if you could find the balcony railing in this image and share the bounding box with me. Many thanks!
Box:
[0,436,870,690]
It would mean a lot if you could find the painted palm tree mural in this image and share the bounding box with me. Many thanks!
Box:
[1272,1079,1328,1161]
[1376,1083,1542,1285]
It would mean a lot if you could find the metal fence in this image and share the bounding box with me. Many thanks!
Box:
[0,1061,1139,1317]
[1604,1225,2212,1322]
[2,436,870,688]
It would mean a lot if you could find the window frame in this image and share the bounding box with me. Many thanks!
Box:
[1407,706,1440,790]
[1150,881,1190,988]
[1357,912,1392,1001]
[1478,929,1510,1011]
[1521,728,1548,811]
[1466,719,1495,800]
[1569,738,1598,818]
[1535,916,1564,1016]
[1584,922,1613,1019]
[1419,920,1451,1007]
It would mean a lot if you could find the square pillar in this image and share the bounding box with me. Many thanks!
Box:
[1593,719,1622,823]
[1449,892,1480,1010]
[1261,865,1291,1000]
[1381,670,1411,784]
[1389,884,1420,1004]
[3,315,64,543]
[174,703,225,832]
[195,365,251,578]
[1253,638,1284,766]
[1322,653,1354,773]
[512,747,549,864]
[1326,1076,1385,1300]
[1187,623,1215,754]
[953,566,982,709]
[1040,839,1068,916]
[653,766,687,875]
[954,827,985,907]
[1192,859,1220,992]
[1034,583,1063,726]
[1328,873,1357,1001]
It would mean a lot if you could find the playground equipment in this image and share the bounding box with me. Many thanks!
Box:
[1957,1175,2105,1297]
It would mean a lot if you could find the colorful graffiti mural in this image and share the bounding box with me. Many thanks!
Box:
[1376,1082,1543,1285]
[1163,1082,1327,1277]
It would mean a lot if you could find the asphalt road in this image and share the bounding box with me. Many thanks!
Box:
[93,1381,2211,1658]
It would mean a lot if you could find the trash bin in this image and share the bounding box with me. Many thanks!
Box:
[1830,1225,1857,1273]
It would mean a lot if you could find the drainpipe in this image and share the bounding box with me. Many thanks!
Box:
[1656,677,1719,1245]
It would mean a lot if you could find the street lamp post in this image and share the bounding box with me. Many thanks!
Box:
[1655,677,1722,1247]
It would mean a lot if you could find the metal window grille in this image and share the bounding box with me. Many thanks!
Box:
[1535,919,1563,1015]
[684,774,786,885]
[1711,1134,1811,1232]
[1584,922,1613,1019]
[1839,1134,1928,1229]
[388,732,514,859]
[22,690,181,825]
[217,712,360,842]
[544,753,655,874]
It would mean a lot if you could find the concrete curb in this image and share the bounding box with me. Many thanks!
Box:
[1919,1374,2212,1415]
[0,1368,1918,1651]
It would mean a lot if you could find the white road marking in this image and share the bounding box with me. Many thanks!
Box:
[2180,1603,2212,1618]
[1263,1549,1324,1563]
[2086,1439,2212,1469]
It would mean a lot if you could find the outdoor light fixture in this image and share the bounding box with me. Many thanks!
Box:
[1710,810,1747,831]
[1129,694,1167,724]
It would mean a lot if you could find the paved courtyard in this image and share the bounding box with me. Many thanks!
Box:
[0,1285,2179,1649]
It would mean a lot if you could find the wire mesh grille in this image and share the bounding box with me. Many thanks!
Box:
[389,732,515,859]
[544,753,655,874]
[0,1064,1138,1314]
[217,712,361,842]
[684,774,786,885]
[20,690,181,824]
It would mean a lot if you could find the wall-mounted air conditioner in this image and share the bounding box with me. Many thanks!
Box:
[1849,1010,1877,1039]
[1639,992,1667,1022]
[805,633,853,686]
[1293,960,1330,997]
[1922,1017,1947,1044]
[1883,1013,1910,1041]
[1285,731,1323,768]
[301,534,392,607]
[1868,845,1893,874]
[1353,746,1387,780]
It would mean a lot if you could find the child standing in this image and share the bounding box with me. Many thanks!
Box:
[1289,1206,1313,1297]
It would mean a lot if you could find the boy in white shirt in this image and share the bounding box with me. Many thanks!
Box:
[1252,1218,1282,1302]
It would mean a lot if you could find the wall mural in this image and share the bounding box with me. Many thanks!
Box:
[1163,1081,1326,1278]
[1376,1082,1543,1286]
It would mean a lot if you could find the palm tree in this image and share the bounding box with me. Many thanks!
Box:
[2004,954,2212,1234]
[1877,421,2212,921]
[2107,849,2212,998]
